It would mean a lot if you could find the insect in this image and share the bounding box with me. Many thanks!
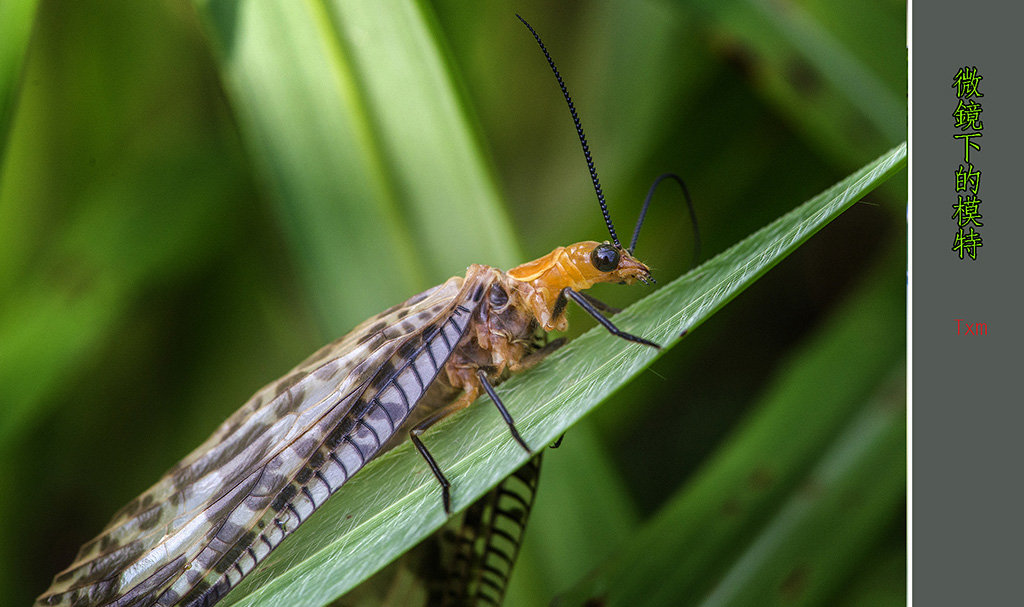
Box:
[36,15,694,607]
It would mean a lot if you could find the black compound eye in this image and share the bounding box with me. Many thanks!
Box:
[488,283,509,308]
[590,243,621,272]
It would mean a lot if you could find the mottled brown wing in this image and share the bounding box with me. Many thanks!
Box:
[36,274,482,607]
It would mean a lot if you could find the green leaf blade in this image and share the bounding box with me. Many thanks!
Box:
[193,0,520,335]
[220,143,906,607]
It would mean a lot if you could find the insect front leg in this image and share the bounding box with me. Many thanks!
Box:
[561,287,661,349]
[577,291,621,315]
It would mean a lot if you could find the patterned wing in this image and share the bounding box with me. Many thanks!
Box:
[36,274,487,607]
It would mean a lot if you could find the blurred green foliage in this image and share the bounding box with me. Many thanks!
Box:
[0,0,905,605]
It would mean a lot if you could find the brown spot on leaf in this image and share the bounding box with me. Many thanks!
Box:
[779,563,810,601]
[749,466,775,490]
[720,498,742,518]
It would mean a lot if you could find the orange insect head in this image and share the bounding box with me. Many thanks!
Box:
[506,241,652,331]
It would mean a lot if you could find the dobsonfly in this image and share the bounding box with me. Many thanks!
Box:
[36,15,696,607]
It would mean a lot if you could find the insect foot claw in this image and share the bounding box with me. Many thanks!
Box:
[511,429,532,455]
[503,421,531,455]
[618,330,661,349]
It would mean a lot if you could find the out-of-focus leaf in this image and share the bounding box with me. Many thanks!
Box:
[193,0,521,334]
[0,0,40,161]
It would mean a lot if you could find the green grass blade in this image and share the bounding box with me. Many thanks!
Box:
[0,0,40,162]
[217,143,906,607]
[691,0,906,168]
[553,242,905,607]
[697,374,905,607]
[192,0,520,334]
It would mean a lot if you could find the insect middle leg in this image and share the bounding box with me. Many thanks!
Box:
[410,372,532,514]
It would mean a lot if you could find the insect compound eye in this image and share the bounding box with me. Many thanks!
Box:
[488,283,510,309]
[590,243,621,273]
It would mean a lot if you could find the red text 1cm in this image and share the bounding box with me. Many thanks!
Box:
[955,319,987,335]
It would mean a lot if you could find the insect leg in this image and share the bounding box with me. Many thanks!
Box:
[411,389,480,514]
[410,431,452,514]
[438,452,543,606]
[578,291,621,315]
[476,369,531,455]
[410,366,532,515]
[511,337,567,372]
[562,287,661,349]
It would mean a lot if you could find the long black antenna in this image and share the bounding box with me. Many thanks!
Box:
[630,173,701,269]
[516,14,621,248]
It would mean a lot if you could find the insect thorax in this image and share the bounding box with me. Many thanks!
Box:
[438,266,543,394]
